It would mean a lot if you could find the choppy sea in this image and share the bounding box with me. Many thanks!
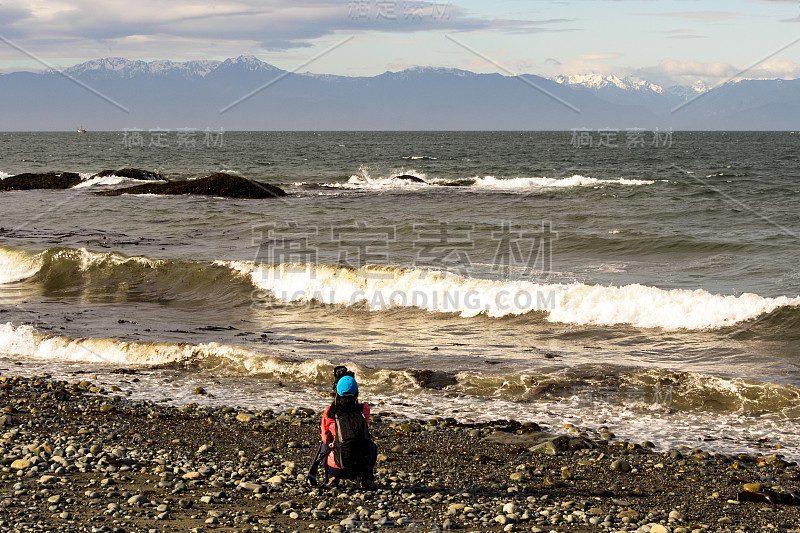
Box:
[1,131,799,458]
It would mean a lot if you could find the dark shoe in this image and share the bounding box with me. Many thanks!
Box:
[361,479,378,491]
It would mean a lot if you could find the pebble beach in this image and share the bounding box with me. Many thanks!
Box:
[0,375,799,533]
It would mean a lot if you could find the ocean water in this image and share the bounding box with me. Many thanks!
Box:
[0,131,799,458]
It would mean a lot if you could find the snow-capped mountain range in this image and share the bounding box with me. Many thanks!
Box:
[552,74,715,99]
[2,56,798,130]
[554,74,667,94]
[62,57,222,78]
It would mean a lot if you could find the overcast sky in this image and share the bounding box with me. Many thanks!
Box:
[0,0,798,85]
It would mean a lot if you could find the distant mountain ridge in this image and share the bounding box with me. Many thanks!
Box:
[554,74,667,94]
[1,55,797,130]
[62,57,223,78]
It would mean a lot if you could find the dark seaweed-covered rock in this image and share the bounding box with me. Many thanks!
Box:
[394,174,426,183]
[92,168,165,181]
[97,172,287,199]
[407,369,458,389]
[439,178,476,187]
[0,171,82,191]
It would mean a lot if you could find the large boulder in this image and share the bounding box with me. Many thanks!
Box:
[91,168,165,181]
[439,178,475,187]
[394,174,426,183]
[97,172,287,199]
[0,172,82,191]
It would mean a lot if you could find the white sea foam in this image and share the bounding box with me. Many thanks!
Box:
[237,262,800,330]
[466,175,656,190]
[0,249,43,283]
[73,173,166,188]
[0,322,196,365]
[2,320,798,415]
[586,262,627,273]
[0,321,261,369]
[320,172,657,191]
[0,171,10,180]
[338,167,430,190]
[41,247,162,273]
[0,322,407,388]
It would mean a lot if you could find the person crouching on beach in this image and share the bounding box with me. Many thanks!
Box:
[320,375,378,490]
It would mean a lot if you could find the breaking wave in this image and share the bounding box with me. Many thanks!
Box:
[300,169,660,192]
[73,173,167,189]
[0,246,252,306]
[239,262,799,329]
[1,246,798,330]
[1,321,799,416]
[463,175,657,190]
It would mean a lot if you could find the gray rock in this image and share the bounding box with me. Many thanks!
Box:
[127,494,148,505]
[179,498,194,509]
[495,514,510,525]
[610,459,632,473]
[529,441,557,456]
[669,510,686,521]
[239,481,264,492]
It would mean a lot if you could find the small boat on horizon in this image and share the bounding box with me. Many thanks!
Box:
[77,126,87,133]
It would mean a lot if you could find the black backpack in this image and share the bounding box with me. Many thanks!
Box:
[332,406,372,473]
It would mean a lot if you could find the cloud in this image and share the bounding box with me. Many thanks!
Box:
[0,0,571,59]
[657,11,741,22]
[551,58,628,77]
[634,57,800,87]
[0,4,34,39]
[577,53,623,61]
[655,58,736,78]
[663,29,706,39]
[745,57,800,79]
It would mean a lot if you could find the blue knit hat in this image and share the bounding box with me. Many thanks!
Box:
[336,375,358,397]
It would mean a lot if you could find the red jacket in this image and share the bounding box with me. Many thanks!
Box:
[321,402,370,468]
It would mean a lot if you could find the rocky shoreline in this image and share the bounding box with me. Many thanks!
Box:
[0,375,799,533]
[1,170,287,198]
[0,172,83,191]
[96,173,287,199]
